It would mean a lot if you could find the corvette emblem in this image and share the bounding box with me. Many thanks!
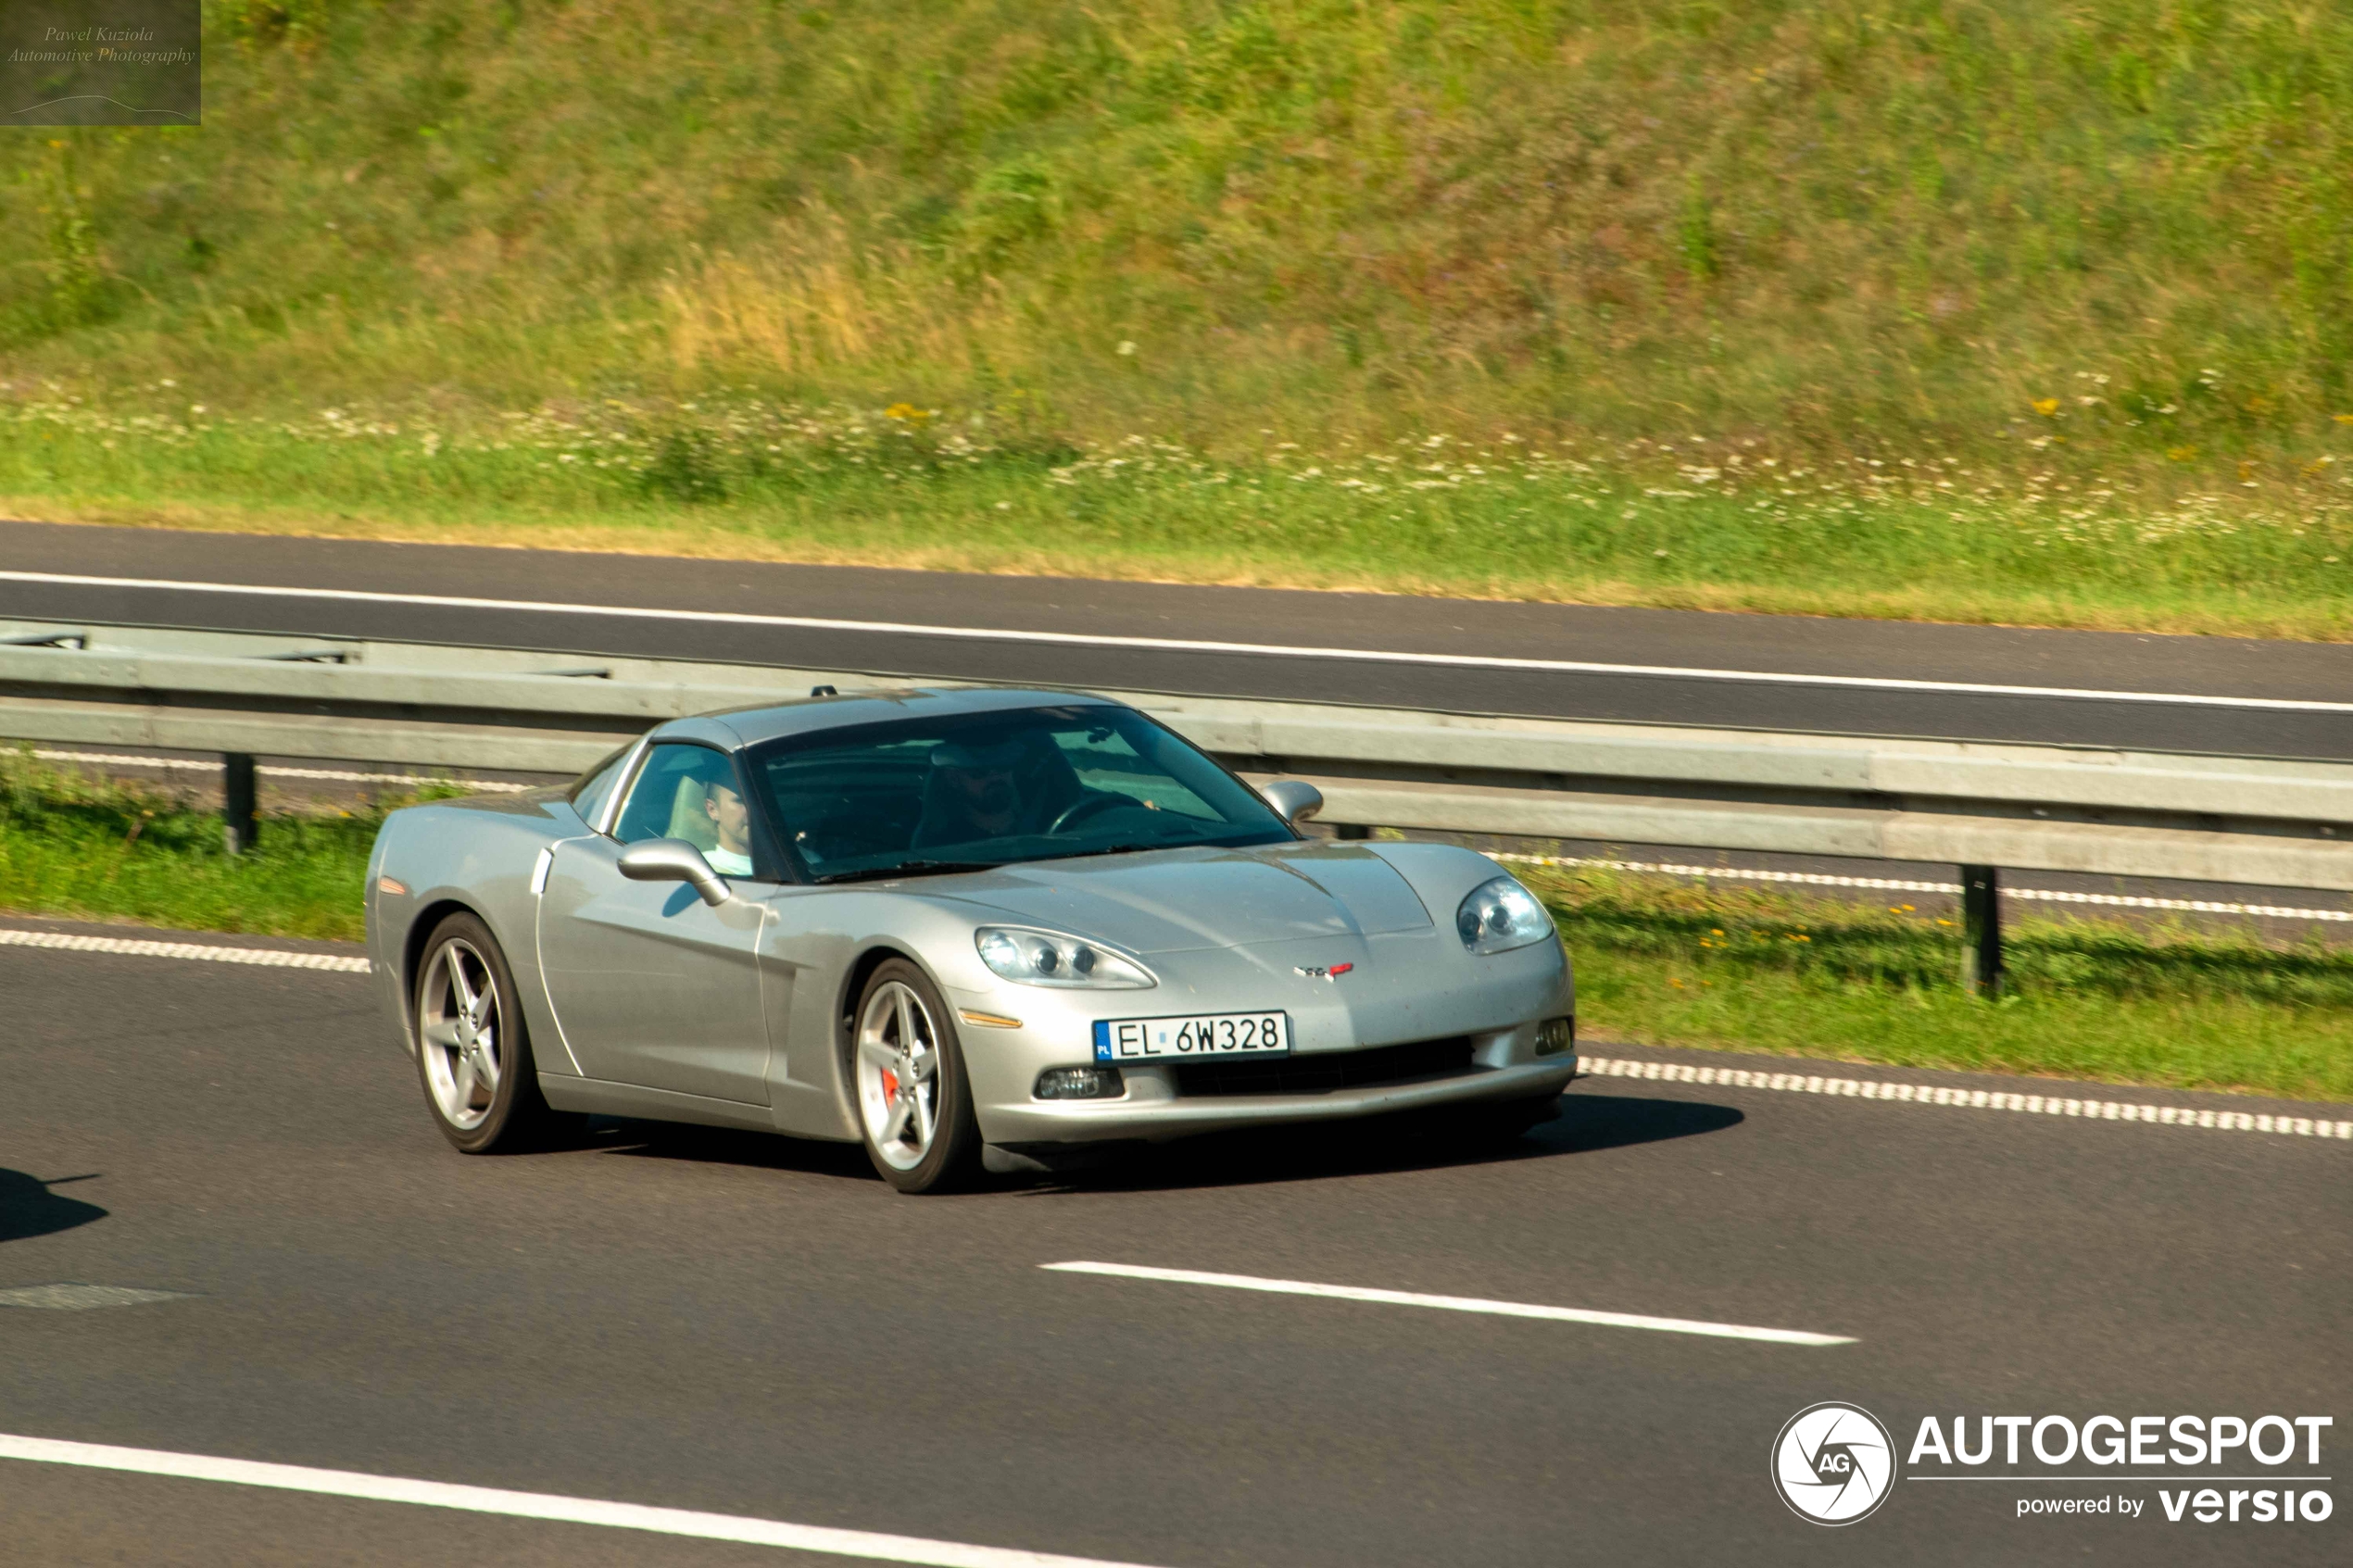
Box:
[1294,963,1355,980]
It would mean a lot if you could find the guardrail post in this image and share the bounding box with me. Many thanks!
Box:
[222,753,258,855]
[1960,864,2003,997]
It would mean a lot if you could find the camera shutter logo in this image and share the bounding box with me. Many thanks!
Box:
[1772,1402,1898,1524]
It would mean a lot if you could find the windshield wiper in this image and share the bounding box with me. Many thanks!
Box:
[812,859,999,885]
[1050,840,1198,861]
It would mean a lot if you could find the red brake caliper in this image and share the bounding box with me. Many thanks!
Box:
[881,1069,900,1102]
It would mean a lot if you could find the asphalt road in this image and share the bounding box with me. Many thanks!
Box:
[2,929,2344,1564]
[5,521,2352,758]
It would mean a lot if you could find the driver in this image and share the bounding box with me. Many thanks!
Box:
[916,737,1038,846]
[700,777,757,876]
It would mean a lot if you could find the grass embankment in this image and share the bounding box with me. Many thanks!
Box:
[0,755,390,941]
[6,2,2353,633]
[2,758,2346,1101]
[1526,864,2353,1103]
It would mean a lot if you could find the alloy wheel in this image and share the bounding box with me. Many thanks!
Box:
[855,980,942,1171]
[419,937,502,1131]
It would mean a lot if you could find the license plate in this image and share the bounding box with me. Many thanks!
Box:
[1094,1010,1291,1062]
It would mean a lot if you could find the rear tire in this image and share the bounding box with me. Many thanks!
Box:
[413,911,560,1154]
[851,960,983,1193]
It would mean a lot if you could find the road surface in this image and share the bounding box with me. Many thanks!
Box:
[1,922,2343,1564]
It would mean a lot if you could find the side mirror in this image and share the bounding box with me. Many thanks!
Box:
[1259,779,1324,829]
[618,838,731,907]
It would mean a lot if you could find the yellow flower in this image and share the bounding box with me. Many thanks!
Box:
[2335,414,2353,425]
[2167,445,2197,462]
[2032,397,2060,417]
[883,403,929,425]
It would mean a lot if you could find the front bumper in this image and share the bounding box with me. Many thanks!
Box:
[978,1052,1578,1147]
[948,922,1575,1148]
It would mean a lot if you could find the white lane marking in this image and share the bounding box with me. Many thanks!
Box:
[0,1285,189,1311]
[1580,1056,2353,1139]
[0,1434,1170,1568]
[0,928,370,972]
[31,748,535,792]
[5,569,2346,714]
[1497,854,2353,923]
[1040,1261,1854,1347]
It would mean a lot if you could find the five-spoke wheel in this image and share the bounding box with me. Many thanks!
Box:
[414,911,557,1153]
[420,935,503,1130]
[851,960,979,1192]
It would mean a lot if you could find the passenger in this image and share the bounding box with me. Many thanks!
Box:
[701,777,756,876]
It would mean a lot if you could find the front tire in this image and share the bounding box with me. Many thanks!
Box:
[414,911,559,1154]
[851,960,982,1193]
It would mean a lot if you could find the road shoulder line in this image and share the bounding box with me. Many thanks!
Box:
[1580,1055,2353,1140]
[6,568,2346,712]
[0,927,370,972]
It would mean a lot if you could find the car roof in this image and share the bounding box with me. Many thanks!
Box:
[653,685,1122,751]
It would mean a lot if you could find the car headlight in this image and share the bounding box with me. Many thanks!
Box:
[1455,875,1554,955]
[975,927,1156,989]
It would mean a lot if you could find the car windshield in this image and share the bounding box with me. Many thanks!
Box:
[746,704,1292,881]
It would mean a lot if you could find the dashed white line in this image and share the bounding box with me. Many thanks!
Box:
[1496,854,2353,923]
[1580,1056,2353,1139]
[0,928,370,972]
[0,1434,1169,1568]
[6,568,2347,713]
[1040,1261,1854,1347]
[0,1284,190,1311]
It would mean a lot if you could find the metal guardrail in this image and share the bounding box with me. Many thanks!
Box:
[5,618,2349,990]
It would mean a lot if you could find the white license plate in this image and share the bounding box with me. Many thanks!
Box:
[1094,1010,1291,1061]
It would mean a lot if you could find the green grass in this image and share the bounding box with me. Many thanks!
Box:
[1,756,2344,1101]
[1531,865,2353,1102]
[0,752,388,941]
[5,1,2353,633]
[6,393,2352,634]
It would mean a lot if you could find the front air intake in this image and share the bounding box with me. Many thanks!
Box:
[1172,1036,1477,1098]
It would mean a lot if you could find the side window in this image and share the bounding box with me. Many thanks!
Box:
[611,744,760,878]
[568,743,635,830]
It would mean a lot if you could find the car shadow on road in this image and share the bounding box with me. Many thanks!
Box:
[593,1121,880,1181]
[1037,1094,1746,1195]
[578,1096,1743,1193]
[0,1171,107,1244]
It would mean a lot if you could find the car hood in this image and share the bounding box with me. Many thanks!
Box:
[931,843,1433,954]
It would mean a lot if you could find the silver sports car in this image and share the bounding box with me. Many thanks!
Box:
[365,686,1577,1191]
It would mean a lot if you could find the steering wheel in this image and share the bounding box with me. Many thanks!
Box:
[1047,792,1131,835]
